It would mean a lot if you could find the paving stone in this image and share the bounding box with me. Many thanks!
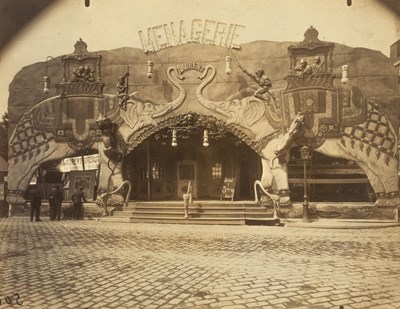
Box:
[1,218,400,309]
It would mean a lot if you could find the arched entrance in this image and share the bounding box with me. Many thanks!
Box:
[123,127,260,201]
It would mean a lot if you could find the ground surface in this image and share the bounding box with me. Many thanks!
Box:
[1,218,400,309]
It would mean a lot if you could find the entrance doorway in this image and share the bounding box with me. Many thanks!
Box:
[177,160,197,198]
[123,128,260,201]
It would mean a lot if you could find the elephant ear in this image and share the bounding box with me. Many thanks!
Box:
[244,98,265,126]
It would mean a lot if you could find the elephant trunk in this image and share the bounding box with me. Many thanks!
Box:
[196,65,231,118]
[151,66,186,119]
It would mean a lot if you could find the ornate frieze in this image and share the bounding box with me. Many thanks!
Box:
[284,73,335,93]
[284,26,335,93]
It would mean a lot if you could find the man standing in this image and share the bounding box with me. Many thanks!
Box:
[29,184,42,222]
[49,185,64,221]
[71,187,87,220]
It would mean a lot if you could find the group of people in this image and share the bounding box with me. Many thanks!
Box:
[28,185,87,222]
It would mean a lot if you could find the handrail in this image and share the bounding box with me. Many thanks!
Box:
[99,181,132,216]
[104,180,132,206]
[254,180,280,219]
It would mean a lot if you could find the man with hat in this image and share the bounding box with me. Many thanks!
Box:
[49,185,64,221]
[311,56,324,74]
[71,186,87,220]
[295,59,312,76]
[28,184,42,222]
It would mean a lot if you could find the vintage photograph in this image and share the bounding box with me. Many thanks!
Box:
[0,0,399,308]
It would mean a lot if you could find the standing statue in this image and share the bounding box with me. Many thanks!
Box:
[69,66,85,82]
[96,114,123,162]
[310,56,324,75]
[117,69,130,110]
[82,65,95,82]
[238,65,273,101]
[294,59,312,76]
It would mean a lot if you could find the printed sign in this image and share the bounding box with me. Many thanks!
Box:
[220,177,236,201]
[58,154,99,172]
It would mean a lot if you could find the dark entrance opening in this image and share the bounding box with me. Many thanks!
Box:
[123,127,260,201]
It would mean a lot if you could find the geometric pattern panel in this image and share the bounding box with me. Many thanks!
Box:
[342,102,397,158]
[9,111,54,162]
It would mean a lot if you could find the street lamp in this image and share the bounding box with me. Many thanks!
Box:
[300,146,311,222]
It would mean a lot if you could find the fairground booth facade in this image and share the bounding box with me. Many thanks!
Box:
[6,22,400,222]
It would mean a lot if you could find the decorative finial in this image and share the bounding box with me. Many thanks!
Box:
[304,26,320,43]
[74,38,89,54]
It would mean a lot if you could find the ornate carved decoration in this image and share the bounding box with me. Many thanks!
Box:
[284,73,335,93]
[196,65,282,132]
[60,39,104,97]
[288,26,335,53]
[120,66,186,135]
[285,26,335,93]
[126,113,280,155]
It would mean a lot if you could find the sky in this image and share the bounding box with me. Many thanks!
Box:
[0,0,399,118]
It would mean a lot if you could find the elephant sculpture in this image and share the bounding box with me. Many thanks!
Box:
[7,66,186,205]
[196,65,400,207]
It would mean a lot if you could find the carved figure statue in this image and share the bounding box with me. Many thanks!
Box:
[96,114,123,162]
[82,65,95,82]
[117,71,129,110]
[238,64,272,100]
[295,59,312,76]
[69,66,85,82]
[69,65,95,83]
[310,56,324,75]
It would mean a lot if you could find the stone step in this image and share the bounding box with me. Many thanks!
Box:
[126,201,259,208]
[131,212,248,219]
[108,200,275,224]
[113,210,273,217]
[129,217,246,225]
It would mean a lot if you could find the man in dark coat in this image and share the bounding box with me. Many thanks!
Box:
[71,187,87,220]
[29,184,42,222]
[49,185,64,221]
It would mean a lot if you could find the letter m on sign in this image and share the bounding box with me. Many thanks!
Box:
[138,29,157,53]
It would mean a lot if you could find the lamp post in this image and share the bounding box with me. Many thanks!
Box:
[300,146,311,222]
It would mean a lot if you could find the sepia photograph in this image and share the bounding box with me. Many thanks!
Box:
[0,0,399,308]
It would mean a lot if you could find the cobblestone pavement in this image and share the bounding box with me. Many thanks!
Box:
[1,218,400,309]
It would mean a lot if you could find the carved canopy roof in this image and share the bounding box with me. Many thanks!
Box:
[288,26,335,56]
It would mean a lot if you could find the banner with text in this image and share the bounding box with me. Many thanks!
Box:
[58,154,99,172]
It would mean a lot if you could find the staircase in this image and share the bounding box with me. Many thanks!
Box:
[100,200,279,225]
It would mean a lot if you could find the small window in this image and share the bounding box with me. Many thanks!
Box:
[212,162,222,180]
[141,169,149,180]
[152,163,162,180]
[141,163,163,180]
